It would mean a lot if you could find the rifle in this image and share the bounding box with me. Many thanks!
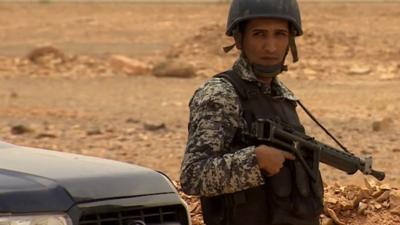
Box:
[246,118,385,181]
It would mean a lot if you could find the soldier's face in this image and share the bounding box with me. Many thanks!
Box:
[240,18,290,67]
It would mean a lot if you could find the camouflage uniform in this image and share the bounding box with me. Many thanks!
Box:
[180,55,298,197]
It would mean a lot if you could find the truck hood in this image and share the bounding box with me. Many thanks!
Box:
[0,141,176,207]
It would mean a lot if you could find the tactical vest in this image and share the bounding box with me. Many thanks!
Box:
[201,70,324,225]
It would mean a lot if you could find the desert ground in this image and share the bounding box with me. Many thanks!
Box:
[0,2,399,224]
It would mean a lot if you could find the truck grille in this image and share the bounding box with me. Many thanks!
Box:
[79,205,186,225]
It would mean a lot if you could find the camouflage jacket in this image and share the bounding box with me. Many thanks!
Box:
[180,56,298,197]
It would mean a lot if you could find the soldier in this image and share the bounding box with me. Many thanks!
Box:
[180,0,324,225]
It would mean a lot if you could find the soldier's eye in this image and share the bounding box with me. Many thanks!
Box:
[276,31,288,37]
[253,31,264,37]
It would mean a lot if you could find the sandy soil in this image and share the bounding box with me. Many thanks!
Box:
[0,2,399,224]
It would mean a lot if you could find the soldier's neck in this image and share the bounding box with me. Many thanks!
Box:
[258,77,273,87]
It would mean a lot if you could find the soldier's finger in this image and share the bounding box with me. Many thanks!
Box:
[282,151,296,160]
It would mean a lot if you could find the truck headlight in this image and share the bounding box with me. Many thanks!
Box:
[0,214,72,225]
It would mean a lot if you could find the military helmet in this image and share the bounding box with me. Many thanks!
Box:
[226,0,303,37]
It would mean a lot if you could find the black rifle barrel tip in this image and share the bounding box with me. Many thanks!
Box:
[371,170,385,181]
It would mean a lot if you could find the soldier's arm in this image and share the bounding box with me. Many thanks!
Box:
[180,78,265,197]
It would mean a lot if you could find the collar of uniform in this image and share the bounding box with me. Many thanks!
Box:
[232,55,299,101]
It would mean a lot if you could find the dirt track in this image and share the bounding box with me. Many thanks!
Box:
[0,2,399,224]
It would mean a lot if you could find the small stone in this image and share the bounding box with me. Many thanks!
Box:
[9,91,18,98]
[325,207,345,225]
[390,190,400,205]
[358,202,368,215]
[348,65,371,76]
[321,217,334,225]
[117,136,128,142]
[325,196,338,204]
[372,117,394,132]
[10,124,33,135]
[124,128,137,135]
[376,191,390,202]
[361,149,372,155]
[390,205,400,216]
[379,183,391,190]
[303,68,318,76]
[364,177,377,191]
[373,202,382,210]
[109,55,151,76]
[126,118,140,123]
[340,199,355,210]
[382,201,390,208]
[153,58,196,78]
[36,133,57,139]
[26,45,65,64]
[143,122,166,131]
[379,73,396,80]
[392,148,400,153]
[86,127,102,136]
[372,189,385,198]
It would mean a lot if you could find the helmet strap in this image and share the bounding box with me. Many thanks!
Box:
[289,34,299,63]
[223,43,236,53]
[252,63,288,78]
[223,29,242,53]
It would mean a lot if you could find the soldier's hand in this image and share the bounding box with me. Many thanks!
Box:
[255,145,296,176]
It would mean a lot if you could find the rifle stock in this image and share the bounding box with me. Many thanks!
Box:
[249,119,385,181]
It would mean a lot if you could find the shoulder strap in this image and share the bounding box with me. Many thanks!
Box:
[296,100,351,153]
[214,70,259,100]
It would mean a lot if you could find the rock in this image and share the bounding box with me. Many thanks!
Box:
[373,202,383,210]
[124,128,136,135]
[321,216,334,225]
[340,199,355,210]
[303,68,318,76]
[390,190,400,205]
[143,122,166,131]
[348,65,371,76]
[86,127,102,136]
[379,73,397,80]
[325,207,345,225]
[361,149,372,155]
[372,117,394,132]
[364,177,378,191]
[324,196,338,204]
[376,190,390,203]
[10,124,33,135]
[109,55,151,76]
[9,91,18,98]
[117,136,128,142]
[382,201,390,208]
[36,133,57,139]
[26,45,65,64]
[390,205,400,217]
[153,58,196,78]
[372,189,385,198]
[358,202,368,215]
[380,184,392,190]
[126,118,140,124]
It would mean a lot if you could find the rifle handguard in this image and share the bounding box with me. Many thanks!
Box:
[249,119,386,181]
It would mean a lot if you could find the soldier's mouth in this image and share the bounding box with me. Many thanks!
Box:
[260,56,279,60]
